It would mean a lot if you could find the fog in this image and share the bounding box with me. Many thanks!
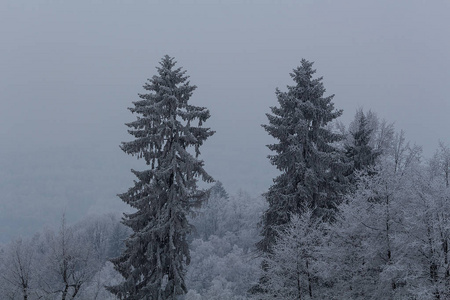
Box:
[1,0,449,241]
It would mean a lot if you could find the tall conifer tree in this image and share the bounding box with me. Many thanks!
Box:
[108,55,214,299]
[345,110,380,183]
[258,59,347,253]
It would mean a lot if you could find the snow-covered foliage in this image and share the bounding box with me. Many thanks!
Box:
[0,213,127,300]
[258,59,349,255]
[255,211,325,300]
[322,134,450,299]
[0,238,38,299]
[344,110,381,183]
[0,189,264,300]
[4,59,450,300]
[3,133,450,300]
[253,127,450,299]
[186,185,266,299]
[109,55,214,299]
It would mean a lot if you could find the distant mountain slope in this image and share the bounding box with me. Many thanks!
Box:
[0,146,133,242]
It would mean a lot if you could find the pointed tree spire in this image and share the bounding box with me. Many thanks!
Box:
[345,110,380,183]
[108,55,214,299]
[258,59,348,254]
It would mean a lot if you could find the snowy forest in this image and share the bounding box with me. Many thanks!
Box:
[1,55,450,300]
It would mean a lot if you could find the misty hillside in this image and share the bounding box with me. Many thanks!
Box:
[0,147,132,242]
[1,0,449,299]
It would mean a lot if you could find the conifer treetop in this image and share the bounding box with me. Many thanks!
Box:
[258,59,347,254]
[108,55,214,300]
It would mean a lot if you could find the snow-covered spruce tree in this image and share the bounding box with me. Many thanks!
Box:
[108,55,214,300]
[344,110,380,184]
[257,59,348,254]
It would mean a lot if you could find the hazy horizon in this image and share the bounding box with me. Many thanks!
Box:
[1,0,449,242]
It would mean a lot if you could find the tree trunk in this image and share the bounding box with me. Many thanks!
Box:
[296,260,302,300]
[61,284,68,300]
[306,259,313,299]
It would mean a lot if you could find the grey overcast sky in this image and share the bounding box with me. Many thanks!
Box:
[0,0,449,239]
